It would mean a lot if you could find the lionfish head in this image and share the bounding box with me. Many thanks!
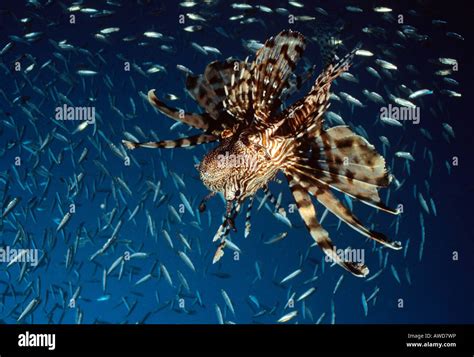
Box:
[198,135,265,202]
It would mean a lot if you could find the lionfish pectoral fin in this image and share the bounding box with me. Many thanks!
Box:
[122,134,217,150]
[287,175,369,277]
[290,125,399,214]
[147,89,211,131]
[290,163,398,215]
[289,172,401,250]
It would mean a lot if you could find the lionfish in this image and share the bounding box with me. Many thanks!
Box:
[123,30,402,277]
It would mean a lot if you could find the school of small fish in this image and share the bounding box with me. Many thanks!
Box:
[0,0,463,324]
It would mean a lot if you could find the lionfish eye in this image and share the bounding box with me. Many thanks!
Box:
[234,189,241,198]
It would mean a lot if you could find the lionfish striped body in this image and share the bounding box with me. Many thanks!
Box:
[123,30,402,277]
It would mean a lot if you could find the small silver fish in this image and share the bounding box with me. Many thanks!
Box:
[256,5,272,13]
[180,1,197,8]
[162,230,174,249]
[144,31,163,38]
[160,263,173,286]
[333,274,344,294]
[2,197,21,218]
[273,212,292,227]
[297,287,316,302]
[135,273,153,286]
[438,57,457,65]
[346,5,363,12]
[277,310,298,323]
[178,251,196,272]
[409,89,433,99]
[57,212,72,232]
[183,25,202,32]
[264,232,288,244]
[375,59,397,70]
[100,27,120,34]
[390,264,401,284]
[215,304,224,324]
[326,111,345,125]
[380,116,403,127]
[374,6,392,12]
[186,13,206,21]
[361,293,368,316]
[392,96,416,108]
[168,205,182,223]
[395,151,415,161]
[289,1,304,8]
[221,289,235,316]
[202,46,222,55]
[179,193,195,217]
[107,256,123,275]
[418,193,430,214]
[280,269,302,285]
[446,32,464,41]
[76,69,98,76]
[191,42,207,55]
[17,298,40,322]
[295,15,315,21]
[355,49,374,57]
[231,3,252,9]
[442,123,455,138]
[223,239,241,253]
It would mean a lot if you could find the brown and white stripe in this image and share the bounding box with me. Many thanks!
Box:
[287,176,369,277]
[122,133,217,150]
[251,30,306,123]
[289,171,401,250]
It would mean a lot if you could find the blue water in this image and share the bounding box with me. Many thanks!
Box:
[0,0,473,324]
